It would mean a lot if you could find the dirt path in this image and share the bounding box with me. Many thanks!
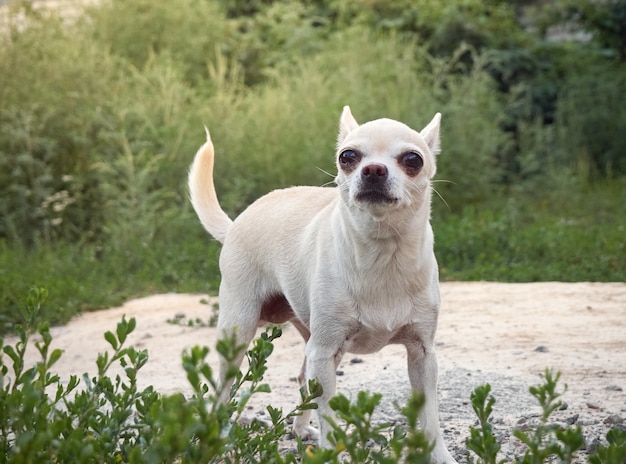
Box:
[8,282,626,461]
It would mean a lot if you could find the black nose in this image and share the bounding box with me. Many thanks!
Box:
[361,163,388,184]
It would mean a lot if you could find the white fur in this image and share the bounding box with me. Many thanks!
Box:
[188,106,457,463]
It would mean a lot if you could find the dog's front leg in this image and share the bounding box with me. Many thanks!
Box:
[303,341,344,448]
[406,340,457,464]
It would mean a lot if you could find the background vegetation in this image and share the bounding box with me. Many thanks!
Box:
[0,0,625,332]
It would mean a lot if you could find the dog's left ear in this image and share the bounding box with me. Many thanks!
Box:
[421,113,441,156]
[338,105,359,144]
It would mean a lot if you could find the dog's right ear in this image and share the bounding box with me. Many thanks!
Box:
[337,105,359,144]
[421,113,441,156]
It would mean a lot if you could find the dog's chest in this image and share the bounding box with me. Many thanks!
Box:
[345,258,432,331]
[343,324,401,354]
[339,261,439,349]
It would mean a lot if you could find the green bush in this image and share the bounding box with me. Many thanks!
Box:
[85,0,228,86]
[2,287,625,463]
[555,60,626,178]
[0,6,116,244]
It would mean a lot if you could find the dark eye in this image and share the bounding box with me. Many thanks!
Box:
[399,152,424,171]
[338,149,361,168]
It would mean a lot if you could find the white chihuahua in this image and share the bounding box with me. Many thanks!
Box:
[188,106,457,463]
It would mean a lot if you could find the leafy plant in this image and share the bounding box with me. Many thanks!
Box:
[466,384,502,464]
[513,370,585,463]
[589,428,626,464]
[2,287,626,463]
[0,287,320,463]
[466,370,594,464]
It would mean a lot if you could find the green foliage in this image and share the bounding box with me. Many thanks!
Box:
[0,218,222,334]
[0,5,115,244]
[530,0,626,62]
[554,59,626,177]
[304,391,432,463]
[0,0,625,324]
[0,287,320,463]
[2,288,625,463]
[85,0,229,85]
[465,369,595,463]
[513,370,585,463]
[434,179,626,282]
[0,286,154,463]
[466,384,502,464]
[589,428,626,464]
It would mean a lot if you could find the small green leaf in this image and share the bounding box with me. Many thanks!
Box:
[48,348,63,368]
[267,405,283,424]
[3,345,19,365]
[116,318,128,345]
[127,317,137,334]
[96,351,109,374]
[254,383,271,394]
[104,331,118,350]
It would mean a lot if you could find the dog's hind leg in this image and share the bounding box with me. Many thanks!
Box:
[214,282,261,404]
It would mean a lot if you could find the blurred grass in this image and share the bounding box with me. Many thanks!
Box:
[0,216,221,331]
[435,179,626,282]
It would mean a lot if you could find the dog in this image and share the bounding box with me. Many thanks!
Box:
[188,106,457,463]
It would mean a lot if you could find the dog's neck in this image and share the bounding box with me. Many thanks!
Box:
[334,192,435,268]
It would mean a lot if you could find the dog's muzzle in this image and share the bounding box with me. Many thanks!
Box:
[355,163,397,204]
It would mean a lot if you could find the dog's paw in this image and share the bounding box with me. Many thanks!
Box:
[292,423,320,442]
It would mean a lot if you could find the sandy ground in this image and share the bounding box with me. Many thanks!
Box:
[7,282,626,461]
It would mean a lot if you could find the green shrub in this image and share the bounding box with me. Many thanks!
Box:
[0,2,217,245]
[2,287,625,463]
[85,0,228,85]
[554,60,626,178]
[0,5,116,244]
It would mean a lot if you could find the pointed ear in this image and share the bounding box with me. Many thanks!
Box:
[337,105,359,144]
[421,113,441,155]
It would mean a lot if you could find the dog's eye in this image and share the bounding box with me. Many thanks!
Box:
[338,149,361,168]
[399,152,424,172]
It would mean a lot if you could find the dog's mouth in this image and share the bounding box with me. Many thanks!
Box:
[355,189,398,205]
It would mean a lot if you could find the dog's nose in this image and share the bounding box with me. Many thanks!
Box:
[361,163,388,184]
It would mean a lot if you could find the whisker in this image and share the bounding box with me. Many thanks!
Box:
[317,166,337,188]
[431,185,450,211]
[316,166,336,178]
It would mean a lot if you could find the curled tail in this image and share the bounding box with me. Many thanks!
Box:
[188,128,232,243]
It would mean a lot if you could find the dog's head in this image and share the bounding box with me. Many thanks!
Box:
[335,106,441,217]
